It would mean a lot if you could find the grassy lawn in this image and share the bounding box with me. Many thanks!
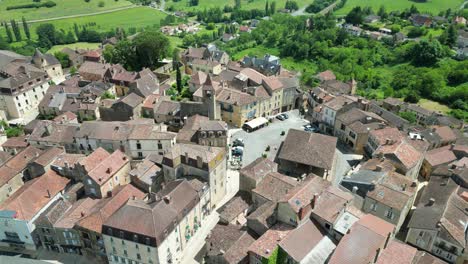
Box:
[0,0,133,21]
[47,42,101,54]
[0,7,168,40]
[334,0,464,15]
[166,0,315,12]
[417,98,451,114]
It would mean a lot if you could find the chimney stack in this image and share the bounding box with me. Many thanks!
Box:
[46,189,51,198]
[311,193,319,209]
[428,198,435,206]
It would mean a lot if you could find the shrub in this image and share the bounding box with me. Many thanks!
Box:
[6,1,56,10]
[98,1,105,7]
[399,111,417,124]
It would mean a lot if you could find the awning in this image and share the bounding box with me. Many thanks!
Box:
[244,117,268,130]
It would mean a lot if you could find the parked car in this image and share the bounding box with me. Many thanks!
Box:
[282,113,289,119]
[232,146,244,156]
[276,114,285,121]
[233,138,244,147]
[304,124,319,133]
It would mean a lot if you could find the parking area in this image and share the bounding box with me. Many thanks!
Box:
[230,110,309,166]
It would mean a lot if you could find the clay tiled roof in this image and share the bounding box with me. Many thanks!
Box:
[51,153,85,168]
[381,141,422,170]
[315,70,336,82]
[84,50,101,58]
[312,186,353,223]
[279,219,332,262]
[163,143,225,166]
[53,198,101,229]
[278,129,337,170]
[252,172,298,202]
[103,180,200,245]
[433,126,457,143]
[76,184,145,233]
[367,184,412,211]
[438,193,467,248]
[282,175,330,213]
[2,135,29,148]
[0,170,70,221]
[370,127,403,146]
[53,111,77,123]
[78,61,109,76]
[206,224,255,263]
[154,100,180,115]
[217,194,251,223]
[383,97,404,107]
[28,121,79,144]
[79,147,110,172]
[0,146,42,186]
[192,59,220,68]
[425,146,457,167]
[216,88,257,106]
[142,94,160,109]
[323,95,355,111]
[117,93,143,108]
[190,71,207,85]
[87,150,129,186]
[248,224,293,258]
[375,240,418,264]
[33,147,64,167]
[329,214,395,264]
[240,157,278,183]
[413,251,448,264]
[240,68,265,85]
[262,76,283,91]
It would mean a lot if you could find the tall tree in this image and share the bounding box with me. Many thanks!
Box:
[3,22,13,43]
[446,25,458,47]
[73,23,80,38]
[10,20,22,42]
[21,17,30,39]
[235,0,241,9]
[377,5,387,19]
[0,34,9,50]
[172,48,179,71]
[265,1,269,15]
[176,63,182,93]
[270,1,276,14]
[36,23,57,49]
[133,30,171,69]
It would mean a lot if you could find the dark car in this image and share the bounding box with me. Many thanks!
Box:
[304,124,319,133]
[233,138,245,147]
[276,114,285,121]
[282,113,289,119]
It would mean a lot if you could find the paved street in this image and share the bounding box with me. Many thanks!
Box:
[231,110,309,167]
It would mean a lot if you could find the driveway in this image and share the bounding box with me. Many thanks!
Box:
[230,110,309,167]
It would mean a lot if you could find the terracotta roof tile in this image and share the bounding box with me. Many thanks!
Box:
[0,170,70,220]
[248,224,293,258]
[88,150,129,186]
[278,129,337,170]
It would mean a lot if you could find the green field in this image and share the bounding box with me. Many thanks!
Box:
[167,0,314,12]
[335,0,464,15]
[47,42,101,53]
[15,7,168,40]
[0,0,133,21]
[417,99,452,114]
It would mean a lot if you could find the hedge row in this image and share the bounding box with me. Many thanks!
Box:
[6,1,56,10]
